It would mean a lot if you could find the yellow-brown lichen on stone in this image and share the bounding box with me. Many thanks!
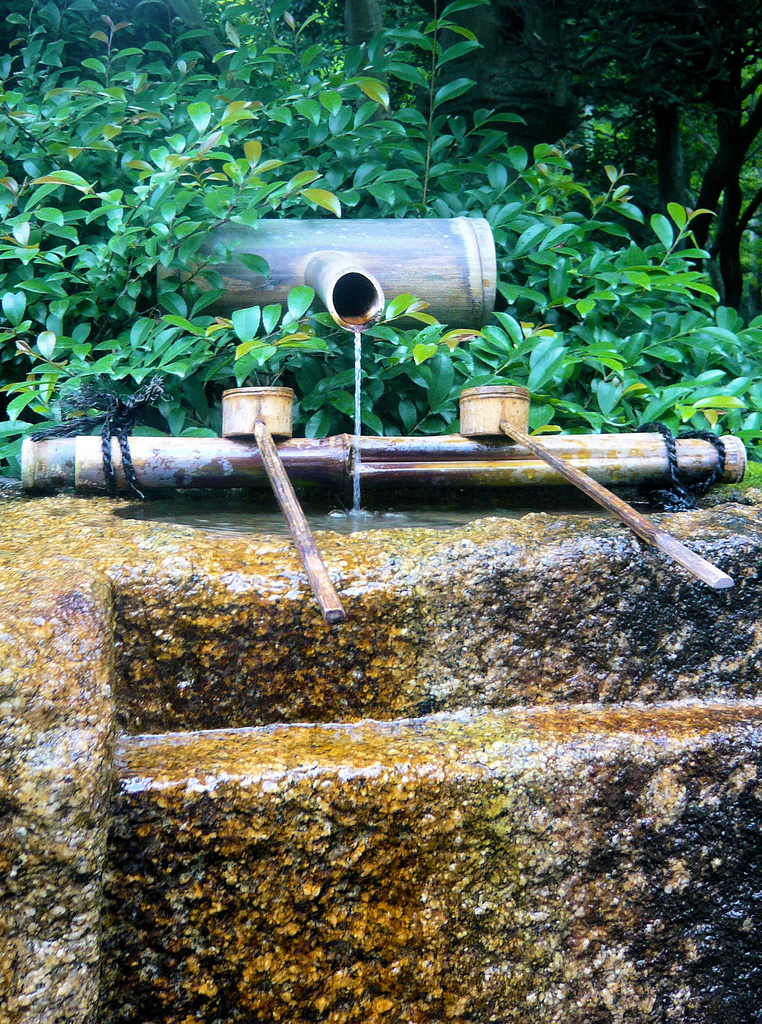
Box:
[103,702,762,1023]
[2,490,762,1022]
[0,558,115,1024]
[1,495,762,735]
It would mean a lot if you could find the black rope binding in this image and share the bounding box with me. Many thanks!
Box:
[31,376,165,499]
[636,421,726,511]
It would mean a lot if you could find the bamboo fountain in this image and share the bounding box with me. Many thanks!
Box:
[21,217,746,612]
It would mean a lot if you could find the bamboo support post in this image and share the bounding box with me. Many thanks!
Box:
[253,419,346,624]
[499,420,734,589]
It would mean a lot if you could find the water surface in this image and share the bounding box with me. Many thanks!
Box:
[118,493,606,538]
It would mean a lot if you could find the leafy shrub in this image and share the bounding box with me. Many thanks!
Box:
[1,0,761,477]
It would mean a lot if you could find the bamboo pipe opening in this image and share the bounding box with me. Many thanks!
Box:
[305,251,385,330]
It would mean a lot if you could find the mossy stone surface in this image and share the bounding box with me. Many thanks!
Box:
[1,494,761,731]
[104,703,762,1023]
[2,491,762,1023]
[0,559,114,1024]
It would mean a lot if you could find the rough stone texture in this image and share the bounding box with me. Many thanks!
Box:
[2,491,762,1023]
[0,496,760,732]
[103,702,762,1024]
[0,560,115,1024]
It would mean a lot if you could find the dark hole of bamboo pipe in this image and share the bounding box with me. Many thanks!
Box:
[332,272,382,325]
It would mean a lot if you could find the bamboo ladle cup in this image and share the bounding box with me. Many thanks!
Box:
[223,388,346,624]
[459,387,733,590]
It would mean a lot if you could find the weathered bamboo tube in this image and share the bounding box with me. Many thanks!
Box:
[304,251,384,330]
[222,386,294,438]
[21,433,745,493]
[189,217,496,328]
[499,419,734,589]
[460,385,530,435]
[253,419,346,624]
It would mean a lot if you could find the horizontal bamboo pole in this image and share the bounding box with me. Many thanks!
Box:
[21,432,746,494]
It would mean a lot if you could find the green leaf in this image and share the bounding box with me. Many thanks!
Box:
[355,77,389,108]
[433,77,474,109]
[294,99,322,125]
[413,342,438,364]
[262,303,282,334]
[305,409,334,438]
[506,147,528,171]
[36,331,56,359]
[512,223,547,258]
[12,221,30,245]
[235,339,267,359]
[6,391,41,421]
[318,90,342,115]
[288,169,322,190]
[237,253,269,276]
[693,395,746,409]
[398,398,418,432]
[385,294,417,320]
[487,162,508,191]
[367,182,395,205]
[528,337,566,391]
[616,202,644,223]
[232,306,262,344]
[427,351,455,408]
[82,57,107,75]
[650,213,674,250]
[595,380,621,417]
[188,101,212,134]
[30,171,92,193]
[161,315,206,337]
[299,188,341,217]
[631,304,653,324]
[2,291,26,326]
[437,39,481,66]
[287,286,314,320]
[387,62,428,86]
[34,207,64,226]
[667,202,687,230]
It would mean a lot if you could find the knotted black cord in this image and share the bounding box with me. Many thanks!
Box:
[31,376,165,499]
[636,421,727,511]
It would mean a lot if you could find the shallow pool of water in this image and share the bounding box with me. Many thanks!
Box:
[117,492,608,538]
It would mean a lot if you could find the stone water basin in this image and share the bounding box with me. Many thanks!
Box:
[1,491,762,1023]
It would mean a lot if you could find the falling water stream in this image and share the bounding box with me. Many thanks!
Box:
[352,328,362,513]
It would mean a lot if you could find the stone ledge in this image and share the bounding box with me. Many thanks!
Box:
[1,495,760,731]
[0,562,115,1024]
[104,701,762,1023]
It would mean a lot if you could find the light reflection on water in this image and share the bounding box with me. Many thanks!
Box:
[118,494,604,538]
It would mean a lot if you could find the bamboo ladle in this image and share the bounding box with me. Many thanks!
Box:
[460,386,733,589]
[253,420,346,623]
[223,388,346,624]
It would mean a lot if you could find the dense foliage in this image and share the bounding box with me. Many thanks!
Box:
[1,0,761,476]
[530,0,762,311]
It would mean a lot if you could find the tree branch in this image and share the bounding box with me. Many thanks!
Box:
[738,185,762,237]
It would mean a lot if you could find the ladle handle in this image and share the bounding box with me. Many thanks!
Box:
[254,420,347,624]
[499,420,733,590]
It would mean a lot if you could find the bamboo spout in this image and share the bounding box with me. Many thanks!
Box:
[304,251,384,330]
[187,217,497,328]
